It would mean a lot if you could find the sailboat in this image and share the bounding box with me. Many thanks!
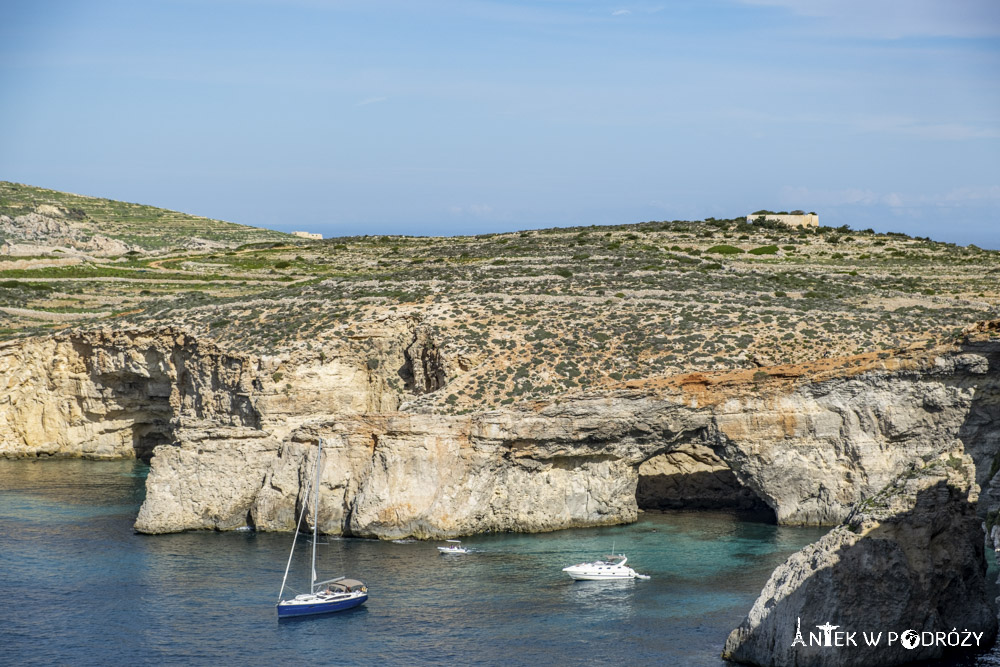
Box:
[276,438,368,618]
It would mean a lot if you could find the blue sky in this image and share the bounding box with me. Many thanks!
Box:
[1,1,998,247]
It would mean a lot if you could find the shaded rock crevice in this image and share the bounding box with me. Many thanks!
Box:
[637,443,773,514]
[400,326,448,394]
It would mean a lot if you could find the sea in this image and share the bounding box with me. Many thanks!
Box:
[1,459,998,667]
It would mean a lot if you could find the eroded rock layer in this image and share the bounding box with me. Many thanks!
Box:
[723,453,997,667]
[132,322,1000,538]
[0,328,259,459]
[2,322,999,541]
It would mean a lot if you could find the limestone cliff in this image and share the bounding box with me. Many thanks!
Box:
[0,328,259,459]
[3,322,998,541]
[722,453,997,666]
[138,412,644,536]
[7,316,1000,665]
[0,319,450,458]
[134,324,1000,538]
[0,212,135,256]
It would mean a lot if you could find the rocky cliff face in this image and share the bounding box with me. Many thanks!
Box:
[0,319,449,458]
[138,411,645,536]
[4,322,999,541]
[0,328,259,459]
[7,319,1000,664]
[722,452,997,666]
[131,324,1000,540]
[253,320,450,441]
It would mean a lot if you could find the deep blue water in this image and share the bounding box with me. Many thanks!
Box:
[1,459,997,666]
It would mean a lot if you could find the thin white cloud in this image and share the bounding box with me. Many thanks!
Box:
[903,124,1000,141]
[883,192,904,208]
[721,109,1000,142]
[779,185,1000,211]
[793,187,896,207]
[734,0,1000,38]
[612,9,631,16]
[854,115,1000,140]
[940,185,1000,202]
[356,96,387,107]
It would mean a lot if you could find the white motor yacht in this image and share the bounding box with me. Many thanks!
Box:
[437,539,470,554]
[562,553,648,581]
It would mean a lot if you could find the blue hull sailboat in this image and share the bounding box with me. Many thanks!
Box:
[276,438,368,618]
[275,577,368,618]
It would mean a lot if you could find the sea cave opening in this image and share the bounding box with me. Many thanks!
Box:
[91,371,177,462]
[636,442,777,523]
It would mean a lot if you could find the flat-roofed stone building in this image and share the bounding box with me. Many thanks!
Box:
[746,212,818,228]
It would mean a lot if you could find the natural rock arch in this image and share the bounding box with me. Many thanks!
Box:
[636,442,776,519]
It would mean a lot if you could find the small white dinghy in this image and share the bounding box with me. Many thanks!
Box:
[562,553,649,581]
[437,539,470,554]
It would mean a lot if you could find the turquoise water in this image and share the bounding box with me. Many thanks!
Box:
[0,459,995,666]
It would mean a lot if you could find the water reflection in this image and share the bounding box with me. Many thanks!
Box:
[3,460,968,667]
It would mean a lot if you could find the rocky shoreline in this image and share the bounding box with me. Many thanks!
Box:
[723,452,997,666]
[2,320,999,665]
[3,322,997,536]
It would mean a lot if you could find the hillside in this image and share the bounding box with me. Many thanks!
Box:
[1,186,998,412]
[0,181,290,253]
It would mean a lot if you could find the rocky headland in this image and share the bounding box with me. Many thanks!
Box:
[3,183,1000,666]
[4,316,996,666]
[723,452,997,666]
[2,321,996,544]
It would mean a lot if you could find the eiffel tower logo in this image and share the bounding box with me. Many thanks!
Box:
[791,617,806,647]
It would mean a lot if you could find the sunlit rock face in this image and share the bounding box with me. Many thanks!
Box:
[135,325,999,541]
[0,328,259,461]
[3,323,998,545]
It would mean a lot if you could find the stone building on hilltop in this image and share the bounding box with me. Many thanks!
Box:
[746,211,818,228]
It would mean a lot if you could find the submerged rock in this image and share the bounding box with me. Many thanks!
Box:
[723,452,997,666]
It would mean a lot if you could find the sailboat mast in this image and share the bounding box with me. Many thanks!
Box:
[277,467,312,603]
[310,437,323,593]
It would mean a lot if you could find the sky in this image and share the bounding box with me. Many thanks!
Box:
[1,0,998,247]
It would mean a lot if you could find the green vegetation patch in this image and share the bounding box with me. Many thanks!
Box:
[706,245,744,255]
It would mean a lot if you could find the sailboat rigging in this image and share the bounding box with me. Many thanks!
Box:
[275,437,368,617]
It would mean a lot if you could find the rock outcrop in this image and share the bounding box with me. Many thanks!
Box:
[0,211,135,256]
[5,316,1000,665]
[0,328,259,459]
[132,325,1000,538]
[254,319,449,441]
[723,452,997,666]
[134,423,279,531]
[137,411,649,536]
[4,322,999,541]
